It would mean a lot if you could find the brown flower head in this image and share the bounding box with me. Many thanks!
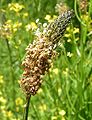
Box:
[20,37,56,96]
[20,10,74,96]
[45,10,74,47]
[55,2,68,14]
[79,0,88,13]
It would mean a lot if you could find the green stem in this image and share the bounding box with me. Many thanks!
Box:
[6,39,15,108]
[24,95,31,120]
[89,0,92,16]
[74,0,86,27]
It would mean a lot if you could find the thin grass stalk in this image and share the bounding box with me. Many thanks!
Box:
[23,95,31,120]
[74,0,86,117]
[79,0,87,101]
[89,0,92,16]
[65,79,75,112]
[5,38,16,108]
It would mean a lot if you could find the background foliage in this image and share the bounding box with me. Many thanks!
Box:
[0,0,92,120]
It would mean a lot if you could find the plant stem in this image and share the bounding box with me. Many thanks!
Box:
[6,39,16,108]
[24,95,31,120]
[74,0,86,27]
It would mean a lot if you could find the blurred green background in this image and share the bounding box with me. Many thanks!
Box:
[0,0,92,120]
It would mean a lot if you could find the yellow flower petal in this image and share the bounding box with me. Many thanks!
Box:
[15,97,23,106]
[45,15,51,21]
[6,111,13,118]
[39,104,47,111]
[59,110,66,116]
[53,68,59,75]
[30,22,37,30]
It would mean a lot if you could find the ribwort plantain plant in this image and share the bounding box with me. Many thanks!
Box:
[20,10,74,120]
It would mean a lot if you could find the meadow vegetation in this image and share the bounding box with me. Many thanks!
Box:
[0,0,92,120]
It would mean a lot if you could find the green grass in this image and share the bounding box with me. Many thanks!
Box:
[0,0,92,120]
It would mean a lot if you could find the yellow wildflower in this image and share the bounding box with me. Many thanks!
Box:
[13,22,22,28]
[15,97,23,106]
[45,14,51,21]
[8,3,25,12]
[0,75,4,84]
[45,15,57,23]
[0,97,6,104]
[73,28,79,34]
[4,20,12,30]
[1,106,5,110]
[15,45,18,49]
[58,88,62,96]
[81,14,89,22]
[64,33,71,38]
[25,24,31,31]
[51,116,57,120]
[38,88,43,94]
[63,68,69,76]
[5,20,12,24]
[39,104,47,111]
[30,22,37,30]
[67,39,71,42]
[23,12,28,17]
[66,27,70,31]
[62,116,66,120]
[53,15,57,20]
[16,107,19,112]
[67,52,73,57]
[13,22,22,32]
[59,110,66,116]
[25,22,37,31]
[1,109,6,114]
[53,68,59,75]
[6,110,13,118]
[0,20,12,39]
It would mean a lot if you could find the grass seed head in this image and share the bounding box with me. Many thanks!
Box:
[20,10,74,96]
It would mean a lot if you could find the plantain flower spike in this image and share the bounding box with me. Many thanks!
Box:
[79,0,88,13]
[20,10,74,96]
